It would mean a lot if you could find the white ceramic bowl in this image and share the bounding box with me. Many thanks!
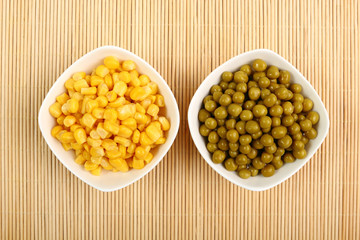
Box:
[188,49,329,191]
[39,46,180,192]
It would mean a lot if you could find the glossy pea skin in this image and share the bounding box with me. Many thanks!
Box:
[282,101,294,115]
[236,154,249,165]
[240,110,253,121]
[277,135,293,148]
[210,85,222,94]
[252,139,264,150]
[253,72,266,81]
[206,143,218,153]
[219,94,232,106]
[198,109,210,122]
[245,120,260,134]
[260,134,274,147]
[248,81,259,88]
[278,70,291,84]
[261,152,274,163]
[252,104,268,117]
[240,64,252,75]
[259,116,272,129]
[232,92,245,103]
[214,106,228,119]
[236,82,248,93]
[305,128,317,139]
[293,148,307,159]
[217,126,227,138]
[252,157,265,170]
[208,131,220,144]
[283,152,295,163]
[221,71,233,82]
[238,168,251,179]
[249,166,259,176]
[307,111,320,125]
[234,71,249,83]
[243,100,256,110]
[274,147,285,156]
[269,105,283,117]
[229,142,239,151]
[265,143,277,154]
[261,164,275,177]
[264,94,277,107]
[293,101,303,113]
[204,100,217,112]
[271,126,288,139]
[219,81,228,90]
[224,158,238,171]
[252,59,267,72]
[205,118,217,130]
[300,119,313,131]
[292,140,305,150]
[251,131,263,140]
[282,115,295,127]
[225,119,236,129]
[199,124,211,137]
[261,88,271,99]
[229,150,239,158]
[203,95,213,104]
[275,87,288,100]
[272,117,282,127]
[248,87,261,100]
[288,122,301,135]
[235,121,246,135]
[224,89,235,96]
[239,134,252,145]
[226,129,239,143]
[292,93,304,103]
[267,66,280,79]
[227,82,237,90]
[212,150,226,163]
[217,119,225,126]
[213,91,223,102]
[239,144,251,154]
[271,156,284,169]
[290,83,302,93]
[247,148,258,159]
[258,77,271,88]
[303,98,314,112]
[227,103,242,117]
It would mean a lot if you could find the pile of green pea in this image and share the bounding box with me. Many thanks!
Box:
[198,59,319,178]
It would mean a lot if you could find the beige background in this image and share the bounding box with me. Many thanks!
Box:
[1,0,359,239]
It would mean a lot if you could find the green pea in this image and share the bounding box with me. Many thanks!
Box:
[252,104,268,117]
[252,157,265,170]
[225,119,236,129]
[261,88,271,99]
[283,152,295,163]
[212,91,223,102]
[259,116,272,128]
[247,148,258,159]
[204,100,217,112]
[271,156,284,169]
[258,77,270,88]
[214,106,228,119]
[219,81,228,90]
[253,71,266,81]
[269,105,283,117]
[290,84,302,93]
[238,168,251,179]
[245,120,260,134]
[225,158,238,171]
[232,92,245,103]
[198,109,210,122]
[243,100,256,110]
[282,115,295,127]
[267,66,280,79]
[292,93,304,103]
[234,71,249,83]
[212,150,226,163]
[236,82,247,93]
[252,139,264,150]
[261,164,275,177]
[205,118,217,130]
[265,143,277,154]
[307,111,320,125]
[210,85,222,94]
[217,126,227,138]
[282,101,294,115]
[271,126,288,139]
[251,131,263,140]
[264,93,277,107]
[219,94,232,106]
[278,70,290,84]
[302,98,314,112]
[252,59,267,72]
[240,110,253,121]
[221,71,233,82]
[239,135,252,145]
[261,152,274,163]
[239,144,251,154]
[217,139,229,151]
[277,135,293,148]
[236,154,249,165]
[271,117,281,127]
[274,147,285,156]
[235,121,246,134]
[229,142,239,151]
[248,87,261,100]
[227,103,242,117]
[260,134,274,147]
[226,129,239,143]
[199,124,211,137]
[288,122,301,135]
[274,87,288,100]
[228,82,237,90]
[240,64,252,75]
[224,89,235,96]
[249,166,259,176]
[208,131,220,143]
[206,142,218,153]
[300,119,312,131]
[203,95,213,104]
[248,81,259,88]
[293,149,307,159]
[305,128,317,139]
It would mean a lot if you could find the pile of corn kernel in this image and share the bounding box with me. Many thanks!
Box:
[49,56,170,176]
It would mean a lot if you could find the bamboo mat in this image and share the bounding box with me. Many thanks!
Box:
[1,0,359,239]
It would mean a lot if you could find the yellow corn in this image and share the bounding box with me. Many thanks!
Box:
[51,125,63,137]
[80,97,90,114]
[112,72,120,83]
[81,87,97,95]
[83,143,90,152]
[85,75,91,84]
[74,79,89,92]
[107,97,125,108]
[132,130,140,143]
[101,139,117,151]
[92,108,105,119]
[144,152,153,163]
[133,157,145,169]
[56,93,70,105]
[71,142,84,150]
[55,130,67,141]
[109,158,129,172]
[90,147,105,157]
[130,76,141,87]
[106,150,122,159]
[90,75,104,87]
[104,109,118,122]
[113,81,127,96]
[66,98,79,113]
[135,146,147,159]
[70,124,81,132]
[96,96,108,108]
[140,132,154,146]
[109,69,116,74]
[155,94,165,107]
[125,86,133,97]
[114,136,131,147]
[141,98,152,110]
[90,166,102,176]
[104,120,120,135]
[95,65,109,78]
[49,102,62,118]
[130,70,139,77]
[57,115,65,125]
[73,72,86,81]
[65,78,75,91]
[139,75,150,86]
[74,128,87,144]
[147,104,159,117]
[104,74,113,90]
[97,82,109,96]
[84,161,98,171]
[72,92,84,101]
[90,129,100,140]
[137,123,145,131]
[75,149,83,156]
[85,127,92,134]
[125,152,134,159]
[104,56,120,69]
[106,91,117,102]
[155,137,166,145]
[100,158,113,170]
[158,116,170,131]
[148,82,158,94]
[134,112,147,124]
[62,143,72,151]
[63,115,76,127]
[135,103,146,114]
[119,145,126,158]
[117,125,133,138]
[145,115,152,126]
[121,118,137,131]
[145,124,162,142]
[122,60,136,71]
[82,113,97,128]
[126,158,133,168]
[130,87,146,101]
[60,131,75,143]
[96,124,109,139]
[85,100,99,113]
[75,154,86,165]
[90,156,103,165]
[117,105,133,120]
[118,71,131,83]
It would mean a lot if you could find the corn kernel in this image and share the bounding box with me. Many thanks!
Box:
[158,116,170,131]
[144,152,153,163]
[85,75,91,84]
[73,72,86,81]
[125,86,133,97]
[71,142,84,150]
[145,115,152,126]
[117,125,133,138]
[75,154,86,165]
[112,72,120,83]
[85,100,99,113]
[132,130,141,143]
[148,82,158,94]
[139,75,150,86]
[90,75,104,87]
[97,83,109,96]
[72,92,84,101]
[147,104,159,117]
[133,158,145,169]
[106,150,122,159]
[96,65,109,78]
[75,149,83,156]
[81,97,90,114]
[90,129,101,140]
[109,158,129,172]
[56,93,70,105]
[104,74,113,90]
[106,91,117,102]
[55,130,67,141]
[155,94,165,107]
[49,102,62,118]
[141,98,152,110]
[104,56,120,69]
[96,96,108,107]
[74,79,89,92]
[66,98,78,114]
[60,131,75,143]
[68,90,75,98]
[113,81,127,96]
[62,143,72,151]
[114,136,131,147]
[90,147,105,157]
[104,109,117,122]
[122,60,136,71]
[87,137,102,147]
[140,132,154,146]
[117,105,133,120]
[130,70,139,77]
[100,158,113,170]
[134,112,147,124]
[72,127,86,144]
[65,78,75,91]
[83,143,90,152]
[145,124,162,142]
[97,125,109,139]
[155,137,166,145]
[64,115,77,127]
[126,158,133,168]
[70,124,81,132]
[118,71,131,83]
[110,69,115,74]
[137,124,145,131]
[130,76,141,87]
[119,145,126,158]
[130,87,146,101]
[92,108,105,119]
[85,127,92,134]
[84,161,98,171]
[135,146,147,159]
[121,118,137,131]
[90,156,103,165]
[101,139,117,151]
[57,115,65,125]
[90,166,102,176]
[108,97,126,108]
[135,103,146,114]
[81,87,97,95]
[82,113,97,128]
[103,120,120,135]
[51,125,63,137]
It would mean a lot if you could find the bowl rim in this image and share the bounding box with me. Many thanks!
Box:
[188,48,330,191]
[38,45,180,192]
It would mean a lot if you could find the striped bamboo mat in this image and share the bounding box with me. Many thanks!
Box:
[1,0,359,239]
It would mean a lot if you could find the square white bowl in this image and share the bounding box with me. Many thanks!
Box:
[188,49,329,191]
[39,46,180,192]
